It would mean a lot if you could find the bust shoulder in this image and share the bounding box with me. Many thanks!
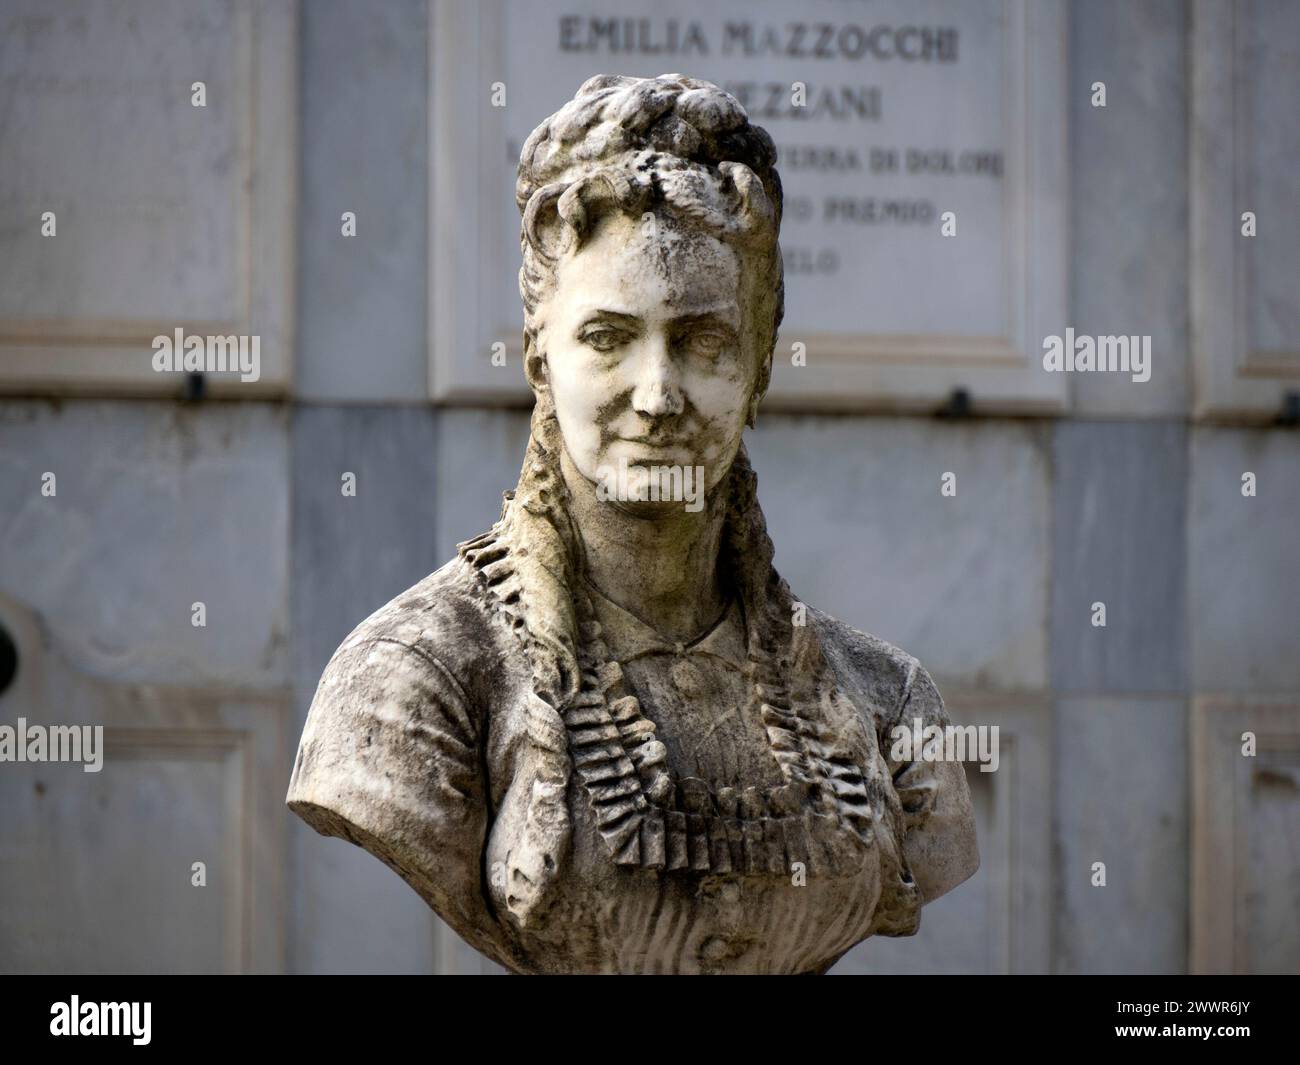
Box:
[285,554,527,968]
[804,605,979,907]
[325,554,515,706]
[805,605,930,736]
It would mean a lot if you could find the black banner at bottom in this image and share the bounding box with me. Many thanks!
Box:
[0,974,1290,1053]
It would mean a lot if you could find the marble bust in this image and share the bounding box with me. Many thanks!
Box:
[287,73,978,974]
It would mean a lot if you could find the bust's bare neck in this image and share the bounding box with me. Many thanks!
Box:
[559,447,729,644]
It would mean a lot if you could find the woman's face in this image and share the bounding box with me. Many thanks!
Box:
[534,210,765,501]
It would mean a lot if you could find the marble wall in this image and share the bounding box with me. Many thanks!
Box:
[0,0,1295,975]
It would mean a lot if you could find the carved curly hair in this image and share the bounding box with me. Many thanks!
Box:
[516,72,786,388]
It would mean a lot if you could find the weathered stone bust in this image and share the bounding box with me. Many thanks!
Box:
[287,73,978,974]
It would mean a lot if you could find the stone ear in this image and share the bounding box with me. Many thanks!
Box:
[523,331,548,394]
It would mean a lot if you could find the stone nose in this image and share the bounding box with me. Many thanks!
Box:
[629,335,684,419]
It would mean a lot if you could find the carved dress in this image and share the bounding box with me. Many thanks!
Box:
[287,532,975,974]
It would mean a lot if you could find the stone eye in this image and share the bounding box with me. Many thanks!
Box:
[582,328,624,352]
[686,331,728,358]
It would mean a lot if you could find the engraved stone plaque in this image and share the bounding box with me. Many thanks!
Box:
[430,0,1067,411]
